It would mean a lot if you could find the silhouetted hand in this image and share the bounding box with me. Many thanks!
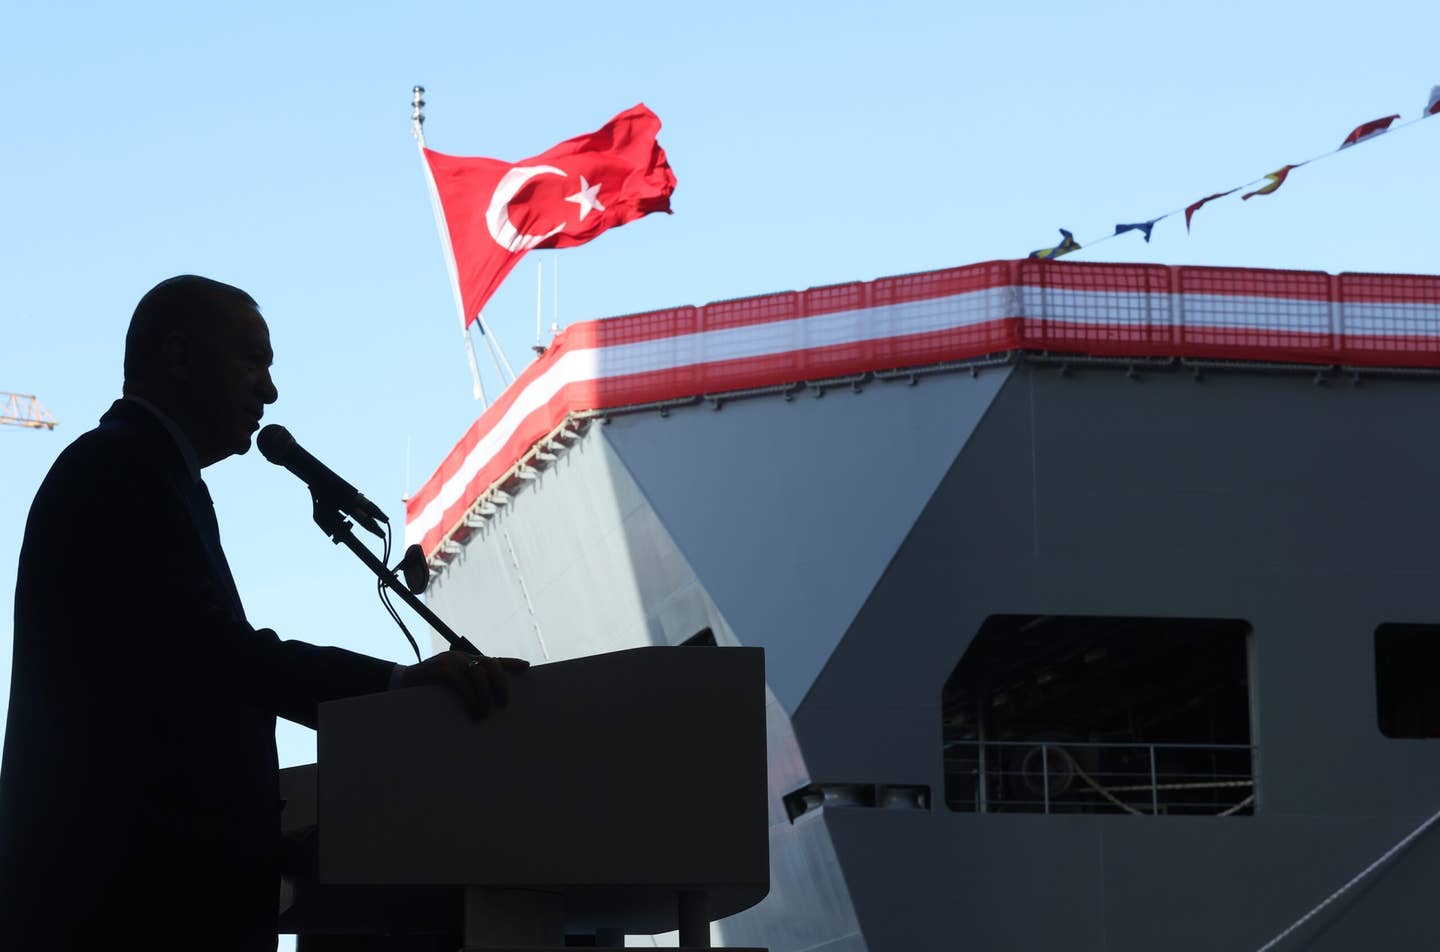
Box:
[395,651,529,719]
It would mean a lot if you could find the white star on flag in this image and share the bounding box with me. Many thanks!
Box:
[565,176,606,222]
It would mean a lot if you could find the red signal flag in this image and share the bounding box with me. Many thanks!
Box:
[1184,188,1239,232]
[1339,114,1400,149]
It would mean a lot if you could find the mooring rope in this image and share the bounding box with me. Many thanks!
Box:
[1067,754,1252,818]
[1252,805,1440,952]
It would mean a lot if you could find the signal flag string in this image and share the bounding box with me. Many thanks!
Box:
[1029,85,1440,260]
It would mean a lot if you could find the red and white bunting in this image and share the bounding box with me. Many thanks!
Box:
[407,259,1440,558]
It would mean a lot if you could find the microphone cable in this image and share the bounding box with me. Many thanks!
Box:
[376,520,422,663]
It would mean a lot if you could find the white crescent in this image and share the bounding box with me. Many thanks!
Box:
[486,165,568,253]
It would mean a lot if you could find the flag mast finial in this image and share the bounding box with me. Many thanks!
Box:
[413,84,490,404]
[411,85,427,147]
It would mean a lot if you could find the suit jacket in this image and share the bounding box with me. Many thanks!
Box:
[0,399,396,950]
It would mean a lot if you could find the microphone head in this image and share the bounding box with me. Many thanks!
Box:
[398,544,428,595]
[256,424,294,464]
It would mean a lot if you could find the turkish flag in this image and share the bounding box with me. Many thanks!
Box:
[423,103,676,327]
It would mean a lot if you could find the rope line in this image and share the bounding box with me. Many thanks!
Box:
[1073,760,1148,815]
[1252,804,1440,952]
[1217,795,1254,818]
[1058,748,1254,817]
[1059,108,1437,256]
[1102,780,1253,794]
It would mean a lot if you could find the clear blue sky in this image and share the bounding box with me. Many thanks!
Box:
[1,0,1436,933]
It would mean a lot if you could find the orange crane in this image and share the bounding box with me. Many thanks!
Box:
[1,392,57,430]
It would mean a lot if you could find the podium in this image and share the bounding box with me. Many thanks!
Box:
[279,646,768,951]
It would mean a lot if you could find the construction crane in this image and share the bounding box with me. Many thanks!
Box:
[1,392,57,430]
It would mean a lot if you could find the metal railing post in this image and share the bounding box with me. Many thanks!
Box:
[1042,744,1051,814]
[1149,745,1159,816]
[976,698,989,814]
[977,741,989,814]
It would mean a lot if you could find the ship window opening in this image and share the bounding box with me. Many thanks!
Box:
[1375,624,1440,739]
[942,615,1254,816]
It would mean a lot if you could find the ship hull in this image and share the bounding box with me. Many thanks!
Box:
[427,358,1440,951]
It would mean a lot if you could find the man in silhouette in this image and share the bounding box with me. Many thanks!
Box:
[0,276,525,950]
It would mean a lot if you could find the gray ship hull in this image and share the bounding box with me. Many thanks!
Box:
[425,355,1440,950]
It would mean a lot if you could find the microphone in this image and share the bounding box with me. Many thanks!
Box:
[257,425,388,538]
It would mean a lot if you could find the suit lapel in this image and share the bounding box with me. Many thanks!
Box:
[100,400,248,624]
[190,478,247,623]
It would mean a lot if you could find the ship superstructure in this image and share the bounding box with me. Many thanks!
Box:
[407,259,1440,951]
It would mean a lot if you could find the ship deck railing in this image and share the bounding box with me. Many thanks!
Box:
[943,739,1256,817]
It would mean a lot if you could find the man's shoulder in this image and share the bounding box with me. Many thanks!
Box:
[18,406,184,573]
[37,402,179,499]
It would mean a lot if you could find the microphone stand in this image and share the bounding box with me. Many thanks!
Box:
[310,494,484,657]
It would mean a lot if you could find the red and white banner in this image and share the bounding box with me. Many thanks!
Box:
[406,258,1440,558]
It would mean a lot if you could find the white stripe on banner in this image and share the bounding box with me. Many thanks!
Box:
[1179,293,1332,334]
[1016,288,1173,325]
[1341,302,1440,336]
[406,346,601,547]
[593,286,1013,377]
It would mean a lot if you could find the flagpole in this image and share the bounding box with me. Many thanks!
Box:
[531,260,547,356]
[413,84,489,405]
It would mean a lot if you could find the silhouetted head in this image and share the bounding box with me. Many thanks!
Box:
[123,275,278,467]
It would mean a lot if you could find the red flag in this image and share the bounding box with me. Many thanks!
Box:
[1185,188,1238,232]
[1339,114,1400,149]
[1241,164,1300,201]
[424,104,676,326]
